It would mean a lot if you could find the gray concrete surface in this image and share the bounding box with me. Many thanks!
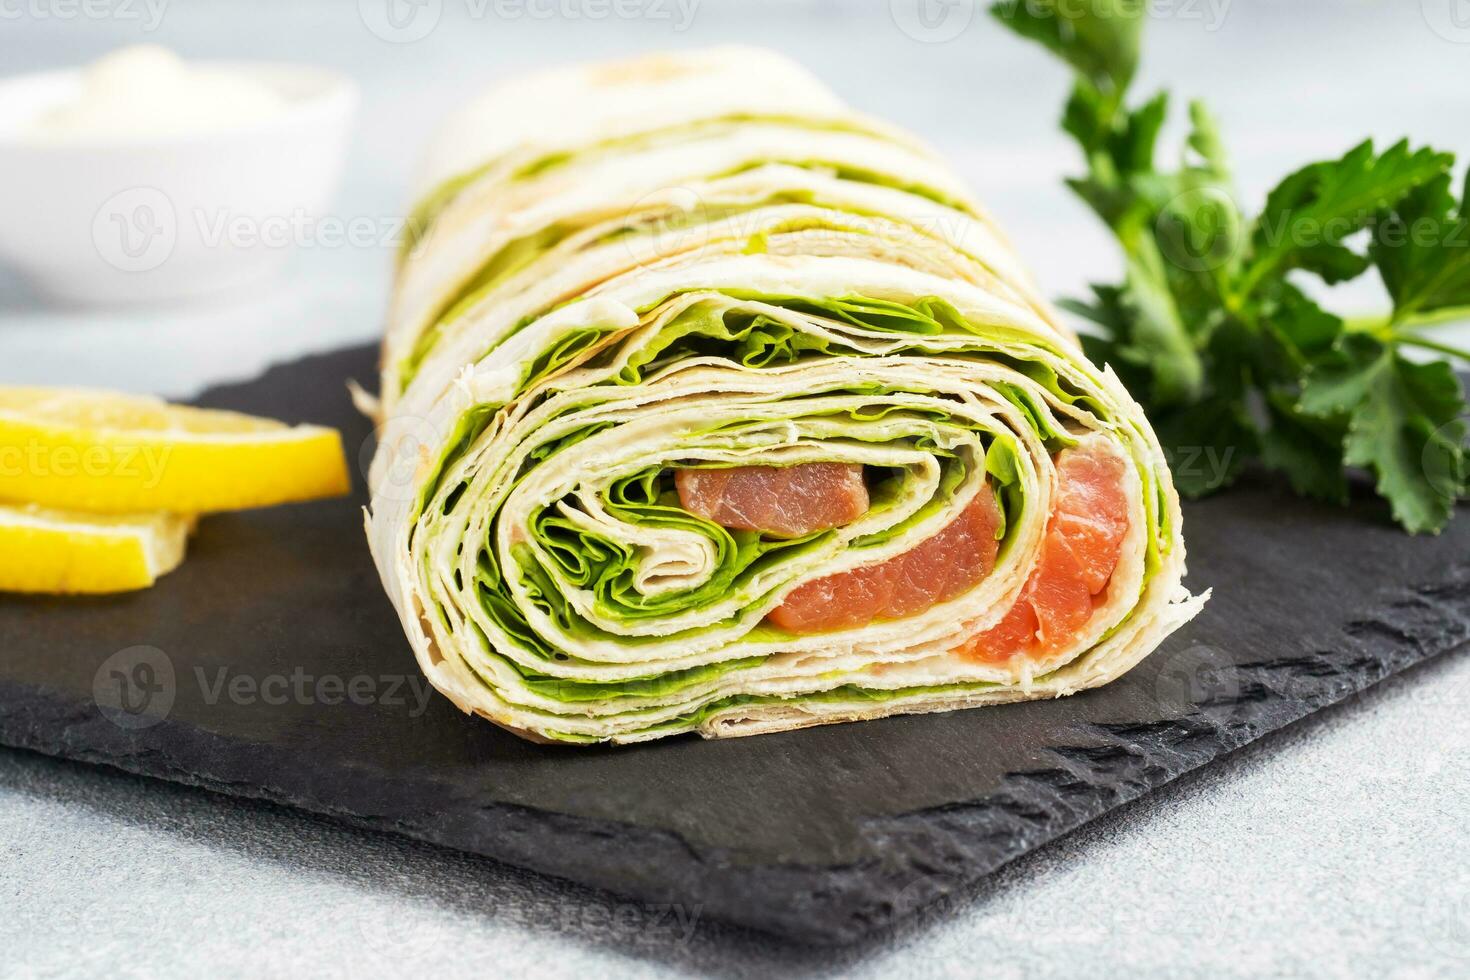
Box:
[2,1,1469,976]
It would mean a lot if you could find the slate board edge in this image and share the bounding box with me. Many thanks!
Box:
[2,344,1468,945]
[2,585,1466,947]
[2,546,1467,945]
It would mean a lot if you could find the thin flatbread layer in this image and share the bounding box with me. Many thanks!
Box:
[365,49,1205,744]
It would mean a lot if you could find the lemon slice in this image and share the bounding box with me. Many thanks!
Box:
[0,387,351,513]
[0,504,191,594]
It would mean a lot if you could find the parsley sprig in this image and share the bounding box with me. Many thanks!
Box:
[991,0,1470,532]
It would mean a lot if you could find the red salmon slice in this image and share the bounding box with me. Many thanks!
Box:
[1049,448,1130,593]
[766,485,1003,633]
[675,462,869,538]
[958,443,1130,663]
[765,560,899,634]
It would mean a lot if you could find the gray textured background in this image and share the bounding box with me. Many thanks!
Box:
[3,1,1469,976]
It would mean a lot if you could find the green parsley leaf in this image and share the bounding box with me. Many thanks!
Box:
[1150,398,1255,498]
[1244,140,1453,296]
[1185,101,1229,181]
[1371,169,1470,322]
[991,0,1469,532]
[988,0,1143,98]
[1300,333,1467,532]
[1259,391,1349,505]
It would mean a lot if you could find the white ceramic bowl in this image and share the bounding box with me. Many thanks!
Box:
[0,62,357,306]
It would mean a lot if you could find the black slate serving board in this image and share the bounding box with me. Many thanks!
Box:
[1,344,1466,944]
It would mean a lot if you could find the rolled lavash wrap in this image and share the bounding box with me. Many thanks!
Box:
[366,48,1207,744]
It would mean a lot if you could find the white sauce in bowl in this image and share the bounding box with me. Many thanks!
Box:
[25,45,286,143]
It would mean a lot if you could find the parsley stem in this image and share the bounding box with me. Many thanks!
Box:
[1231,262,1270,308]
[1398,306,1470,332]
[1395,334,1470,363]
[1345,307,1470,341]
[1342,314,1390,337]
